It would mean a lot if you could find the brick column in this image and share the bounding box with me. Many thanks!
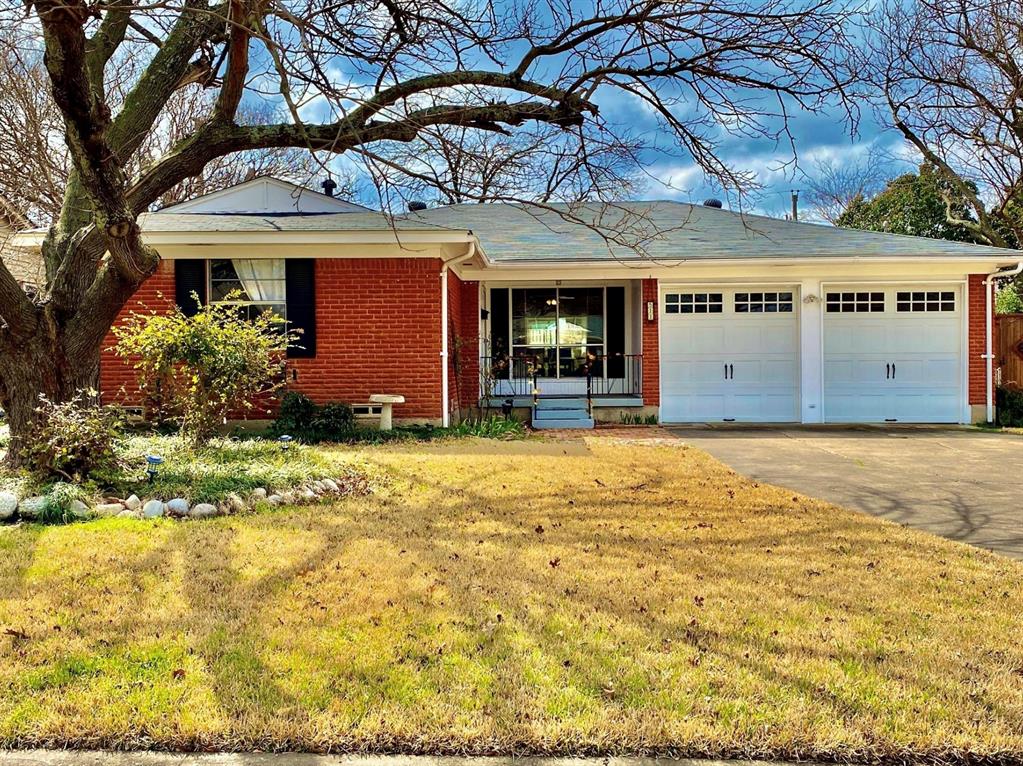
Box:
[967,273,990,417]
[641,278,660,406]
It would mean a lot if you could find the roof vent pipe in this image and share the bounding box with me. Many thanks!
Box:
[320,178,337,197]
[409,200,428,211]
[703,198,723,208]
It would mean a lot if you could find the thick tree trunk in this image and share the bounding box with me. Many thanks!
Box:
[0,317,101,469]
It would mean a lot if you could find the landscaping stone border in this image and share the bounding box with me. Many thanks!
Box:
[0,474,366,524]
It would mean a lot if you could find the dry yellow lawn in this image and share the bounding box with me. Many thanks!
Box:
[0,436,1021,759]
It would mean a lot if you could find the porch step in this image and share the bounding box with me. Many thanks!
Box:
[535,397,589,410]
[532,416,595,430]
[532,396,594,430]
[533,405,590,420]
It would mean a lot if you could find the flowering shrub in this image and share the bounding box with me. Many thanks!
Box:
[114,294,295,448]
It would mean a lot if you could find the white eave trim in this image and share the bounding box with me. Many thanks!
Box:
[13,228,476,248]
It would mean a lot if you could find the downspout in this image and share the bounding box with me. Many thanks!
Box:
[984,262,1023,423]
[440,240,478,427]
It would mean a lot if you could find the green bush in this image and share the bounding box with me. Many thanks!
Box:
[313,402,356,437]
[273,391,317,435]
[272,393,356,442]
[996,285,1023,314]
[25,391,122,481]
[114,293,296,448]
[996,386,1023,427]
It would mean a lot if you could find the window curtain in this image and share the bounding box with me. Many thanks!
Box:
[232,259,286,301]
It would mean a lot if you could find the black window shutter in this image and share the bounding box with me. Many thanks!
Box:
[488,288,510,380]
[606,286,626,378]
[286,259,316,358]
[174,259,207,317]
[489,288,509,357]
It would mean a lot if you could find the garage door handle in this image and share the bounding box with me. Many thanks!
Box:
[886,363,890,379]
[724,363,728,380]
[892,363,896,380]
[729,363,734,379]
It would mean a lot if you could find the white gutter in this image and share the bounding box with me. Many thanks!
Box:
[984,261,1023,422]
[440,241,478,427]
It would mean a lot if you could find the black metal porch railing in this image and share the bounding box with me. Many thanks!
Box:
[479,354,643,400]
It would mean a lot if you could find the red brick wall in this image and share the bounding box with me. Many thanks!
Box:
[448,272,479,414]
[100,257,447,421]
[641,278,660,407]
[100,260,176,406]
[968,273,990,406]
[288,258,443,420]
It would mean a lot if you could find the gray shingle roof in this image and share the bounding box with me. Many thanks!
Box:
[412,201,1023,262]
[137,200,1023,262]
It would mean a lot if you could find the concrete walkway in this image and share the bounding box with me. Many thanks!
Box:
[671,425,1023,560]
[0,754,786,766]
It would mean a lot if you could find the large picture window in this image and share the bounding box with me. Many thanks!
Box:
[509,287,605,378]
[209,259,287,321]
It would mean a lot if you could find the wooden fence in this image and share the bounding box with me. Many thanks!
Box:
[997,313,1023,389]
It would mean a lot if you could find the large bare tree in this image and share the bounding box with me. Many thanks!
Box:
[0,0,854,465]
[0,28,319,225]
[866,0,1023,247]
[802,156,887,223]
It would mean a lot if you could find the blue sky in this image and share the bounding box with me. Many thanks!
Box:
[599,88,917,221]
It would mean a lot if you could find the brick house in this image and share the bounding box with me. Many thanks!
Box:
[73,177,1023,427]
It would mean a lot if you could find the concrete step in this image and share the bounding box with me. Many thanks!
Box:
[532,417,595,430]
[535,397,588,410]
[533,407,590,420]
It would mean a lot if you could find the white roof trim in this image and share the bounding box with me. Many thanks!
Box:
[11,228,476,248]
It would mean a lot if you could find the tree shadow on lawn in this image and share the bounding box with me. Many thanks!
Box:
[2,440,1022,755]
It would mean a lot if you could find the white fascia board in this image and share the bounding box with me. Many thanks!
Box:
[139,229,474,246]
[12,228,475,248]
[460,255,1020,281]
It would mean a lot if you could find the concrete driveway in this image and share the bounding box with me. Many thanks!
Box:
[671,426,1023,560]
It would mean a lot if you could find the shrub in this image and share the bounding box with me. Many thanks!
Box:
[996,386,1023,427]
[272,394,356,442]
[312,402,356,438]
[25,391,121,481]
[273,391,317,435]
[114,293,296,448]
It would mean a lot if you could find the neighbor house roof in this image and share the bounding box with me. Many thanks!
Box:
[130,200,1023,263]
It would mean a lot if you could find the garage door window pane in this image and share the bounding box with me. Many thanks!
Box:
[666,292,721,314]
[896,290,956,312]
[827,291,885,313]
[736,291,793,313]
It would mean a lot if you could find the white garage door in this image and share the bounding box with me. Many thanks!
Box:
[823,285,963,423]
[660,287,800,422]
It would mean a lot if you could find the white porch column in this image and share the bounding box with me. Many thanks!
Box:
[799,279,824,423]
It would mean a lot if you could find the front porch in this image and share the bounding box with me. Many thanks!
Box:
[477,280,647,411]
[480,353,644,409]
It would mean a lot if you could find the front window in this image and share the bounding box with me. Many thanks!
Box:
[510,287,605,377]
[209,259,287,321]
